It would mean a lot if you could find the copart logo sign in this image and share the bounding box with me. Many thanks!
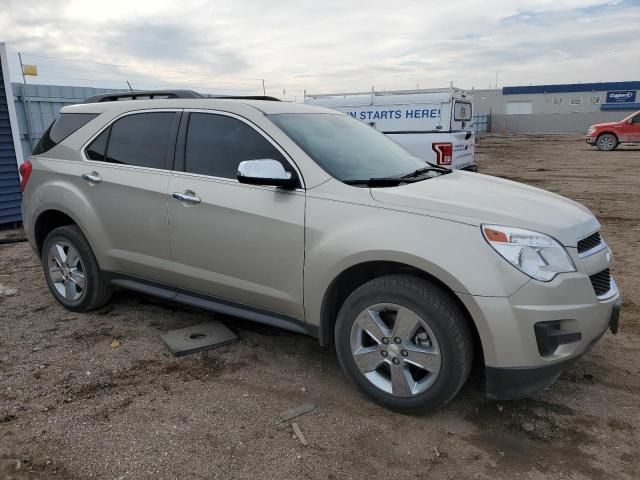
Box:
[606,91,636,103]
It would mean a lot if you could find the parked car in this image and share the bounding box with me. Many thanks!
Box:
[20,90,621,413]
[305,86,476,171]
[586,110,640,151]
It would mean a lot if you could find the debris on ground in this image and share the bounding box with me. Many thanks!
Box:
[291,422,308,446]
[110,339,122,349]
[280,402,316,422]
[0,284,17,297]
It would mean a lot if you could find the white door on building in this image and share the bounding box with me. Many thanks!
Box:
[506,101,533,115]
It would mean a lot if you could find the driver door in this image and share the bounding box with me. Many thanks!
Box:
[167,111,306,320]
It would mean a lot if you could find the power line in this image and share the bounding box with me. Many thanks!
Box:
[21,52,264,83]
[9,62,262,88]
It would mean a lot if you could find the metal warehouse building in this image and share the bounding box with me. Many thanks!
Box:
[475,81,640,134]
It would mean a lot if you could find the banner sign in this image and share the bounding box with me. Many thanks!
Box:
[606,91,636,103]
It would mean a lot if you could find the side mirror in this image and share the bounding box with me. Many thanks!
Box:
[237,159,297,189]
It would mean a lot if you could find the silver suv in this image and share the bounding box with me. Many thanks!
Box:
[20,91,622,413]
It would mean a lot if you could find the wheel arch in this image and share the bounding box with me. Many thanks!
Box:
[33,207,96,258]
[318,260,484,365]
[596,131,618,141]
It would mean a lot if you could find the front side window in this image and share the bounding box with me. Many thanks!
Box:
[184,113,286,179]
[98,112,177,168]
[33,113,98,155]
[631,114,640,124]
[269,113,425,181]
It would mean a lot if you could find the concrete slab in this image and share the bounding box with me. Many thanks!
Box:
[160,321,238,357]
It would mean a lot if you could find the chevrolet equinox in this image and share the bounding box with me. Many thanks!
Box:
[19,91,622,413]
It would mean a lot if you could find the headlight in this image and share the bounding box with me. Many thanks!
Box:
[482,225,576,281]
[587,126,596,133]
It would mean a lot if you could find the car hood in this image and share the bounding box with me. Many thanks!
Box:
[369,171,599,246]
[590,121,620,129]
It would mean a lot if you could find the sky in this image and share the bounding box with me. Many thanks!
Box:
[1,0,639,100]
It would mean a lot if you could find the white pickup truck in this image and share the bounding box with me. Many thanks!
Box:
[305,86,476,171]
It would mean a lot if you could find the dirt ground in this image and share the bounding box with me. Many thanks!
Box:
[1,134,639,480]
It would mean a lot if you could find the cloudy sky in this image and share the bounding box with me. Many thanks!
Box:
[1,0,639,99]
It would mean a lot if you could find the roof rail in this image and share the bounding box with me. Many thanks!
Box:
[204,95,281,102]
[82,89,203,104]
[82,90,282,104]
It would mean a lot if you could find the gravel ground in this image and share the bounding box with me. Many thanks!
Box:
[1,134,639,480]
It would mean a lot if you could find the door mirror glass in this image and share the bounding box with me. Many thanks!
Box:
[237,159,296,188]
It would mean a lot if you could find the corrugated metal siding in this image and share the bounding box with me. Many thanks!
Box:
[0,59,21,225]
[13,83,125,159]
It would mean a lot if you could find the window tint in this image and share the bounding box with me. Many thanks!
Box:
[105,112,176,168]
[185,113,286,179]
[86,128,109,161]
[33,113,98,155]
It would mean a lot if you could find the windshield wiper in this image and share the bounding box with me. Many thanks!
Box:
[401,166,453,179]
[343,177,416,187]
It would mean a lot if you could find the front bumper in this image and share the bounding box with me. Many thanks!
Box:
[586,136,596,145]
[458,270,622,400]
[485,295,621,399]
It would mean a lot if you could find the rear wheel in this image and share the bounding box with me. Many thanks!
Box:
[596,133,618,151]
[42,225,111,312]
[334,275,473,413]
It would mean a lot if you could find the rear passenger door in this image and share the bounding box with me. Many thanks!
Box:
[66,110,180,283]
[167,110,305,320]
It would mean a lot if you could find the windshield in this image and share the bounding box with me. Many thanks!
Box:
[269,113,427,182]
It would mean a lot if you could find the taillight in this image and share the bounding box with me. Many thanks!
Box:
[432,143,453,166]
[18,160,33,192]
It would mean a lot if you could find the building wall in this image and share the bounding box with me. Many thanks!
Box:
[0,44,23,226]
[473,82,640,134]
[490,111,630,134]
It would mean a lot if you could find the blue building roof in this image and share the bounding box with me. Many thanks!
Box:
[503,81,640,95]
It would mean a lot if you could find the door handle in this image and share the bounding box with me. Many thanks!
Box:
[81,172,102,184]
[172,190,201,205]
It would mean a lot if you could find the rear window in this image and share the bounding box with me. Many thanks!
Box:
[453,101,472,121]
[32,113,99,155]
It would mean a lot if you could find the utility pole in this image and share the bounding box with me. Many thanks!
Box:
[262,79,266,96]
[18,52,35,151]
[126,80,133,91]
[495,71,499,89]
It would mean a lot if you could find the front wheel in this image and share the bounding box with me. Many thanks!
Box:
[334,275,473,414]
[596,133,618,151]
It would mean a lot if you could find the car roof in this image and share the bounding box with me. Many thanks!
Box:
[60,98,339,116]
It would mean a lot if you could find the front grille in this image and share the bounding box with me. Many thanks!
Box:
[589,269,611,297]
[578,231,602,254]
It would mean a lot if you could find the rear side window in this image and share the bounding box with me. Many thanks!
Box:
[89,112,177,169]
[184,113,286,179]
[33,113,98,155]
[86,129,109,161]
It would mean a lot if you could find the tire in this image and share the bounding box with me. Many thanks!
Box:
[334,275,473,414]
[596,133,618,151]
[42,225,112,312]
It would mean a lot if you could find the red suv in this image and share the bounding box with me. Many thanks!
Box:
[587,110,640,151]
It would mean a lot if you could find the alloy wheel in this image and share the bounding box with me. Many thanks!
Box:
[47,241,86,301]
[349,303,441,397]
